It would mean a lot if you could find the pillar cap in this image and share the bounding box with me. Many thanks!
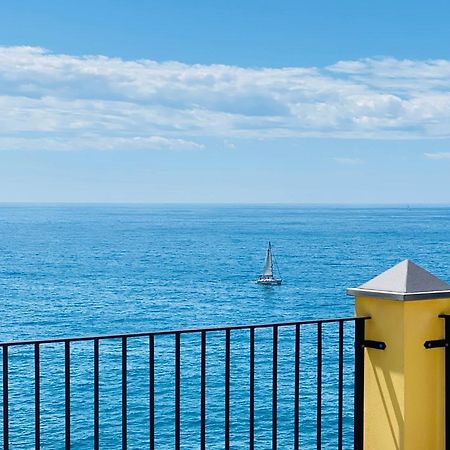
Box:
[347,259,450,300]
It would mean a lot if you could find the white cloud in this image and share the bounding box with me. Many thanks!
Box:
[0,135,203,152]
[1,47,450,151]
[224,140,236,149]
[424,152,450,160]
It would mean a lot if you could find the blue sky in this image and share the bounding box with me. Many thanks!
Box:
[0,1,450,203]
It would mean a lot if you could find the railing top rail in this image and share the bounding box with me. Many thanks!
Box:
[0,316,370,347]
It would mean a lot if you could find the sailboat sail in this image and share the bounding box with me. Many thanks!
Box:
[257,242,282,285]
[262,243,273,276]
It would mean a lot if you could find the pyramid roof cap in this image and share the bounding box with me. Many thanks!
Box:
[347,259,450,300]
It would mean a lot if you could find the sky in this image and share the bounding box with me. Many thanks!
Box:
[0,0,450,203]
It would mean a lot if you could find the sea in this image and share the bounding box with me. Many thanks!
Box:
[0,205,449,449]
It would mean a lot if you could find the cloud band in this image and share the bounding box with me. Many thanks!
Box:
[1,47,450,151]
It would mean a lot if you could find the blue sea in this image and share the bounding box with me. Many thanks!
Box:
[0,205,449,449]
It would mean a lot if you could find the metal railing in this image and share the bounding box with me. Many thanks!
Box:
[0,316,369,449]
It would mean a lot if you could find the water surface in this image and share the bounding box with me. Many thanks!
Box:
[0,205,448,449]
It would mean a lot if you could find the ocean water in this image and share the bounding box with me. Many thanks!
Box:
[0,205,449,449]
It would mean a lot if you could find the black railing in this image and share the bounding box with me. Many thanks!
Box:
[0,316,369,449]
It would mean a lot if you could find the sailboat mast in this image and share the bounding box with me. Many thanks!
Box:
[262,241,273,277]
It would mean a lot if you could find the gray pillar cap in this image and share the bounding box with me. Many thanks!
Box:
[347,259,450,301]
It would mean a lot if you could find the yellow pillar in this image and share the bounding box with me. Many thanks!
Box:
[348,260,450,450]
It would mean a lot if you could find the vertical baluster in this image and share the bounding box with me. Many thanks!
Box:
[353,318,365,450]
[3,345,9,450]
[317,323,322,450]
[200,331,206,450]
[249,328,255,450]
[122,337,127,450]
[224,329,231,450]
[272,325,278,450]
[35,343,40,450]
[93,339,100,450]
[294,324,300,450]
[175,333,181,450]
[65,341,71,450]
[338,321,344,450]
[149,335,155,450]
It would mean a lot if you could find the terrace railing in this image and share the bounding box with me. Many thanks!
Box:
[0,316,369,450]
[2,261,449,449]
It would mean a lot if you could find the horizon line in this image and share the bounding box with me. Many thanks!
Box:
[0,202,449,208]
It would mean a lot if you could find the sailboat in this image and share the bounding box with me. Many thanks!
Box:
[256,242,282,285]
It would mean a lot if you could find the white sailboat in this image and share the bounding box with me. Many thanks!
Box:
[256,242,282,285]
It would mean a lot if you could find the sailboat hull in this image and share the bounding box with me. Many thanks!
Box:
[256,277,282,285]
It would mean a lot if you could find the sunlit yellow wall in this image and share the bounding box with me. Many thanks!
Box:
[356,296,450,450]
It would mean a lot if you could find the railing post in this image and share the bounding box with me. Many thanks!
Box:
[348,259,450,450]
[445,316,450,450]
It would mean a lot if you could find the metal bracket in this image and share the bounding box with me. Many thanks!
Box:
[424,339,448,349]
[363,340,386,350]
